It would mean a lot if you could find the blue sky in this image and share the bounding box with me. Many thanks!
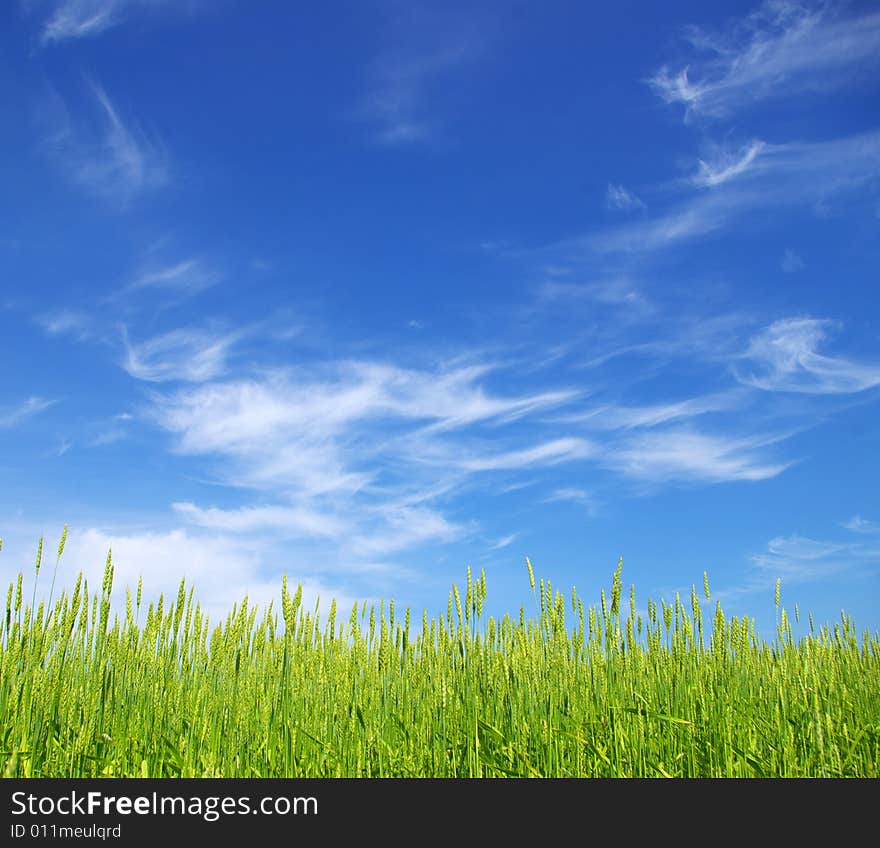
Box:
[2,0,879,635]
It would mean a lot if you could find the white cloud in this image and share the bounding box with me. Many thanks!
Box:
[37,0,122,43]
[36,309,93,340]
[94,305,873,579]
[457,438,593,472]
[582,131,880,255]
[31,1,195,45]
[606,184,645,210]
[124,259,220,297]
[489,534,517,551]
[589,198,727,253]
[89,428,127,447]
[149,363,579,494]
[781,248,804,273]
[173,497,463,572]
[649,66,704,113]
[374,363,579,430]
[538,278,650,313]
[695,140,765,187]
[0,397,56,429]
[133,360,593,570]
[558,392,741,430]
[84,413,133,446]
[44,81,167,205]
[355,6,490,146]
[783,131,880,179]
[609,430,790,483]
[843,515,880,534]
[730,532,880,598]
[765,534,853,561]
[349,505,464,557]
[764,132,880,196]
[172,502,344,539]
[543,488,598,515]
[122,327,240,383]
[578,341,676,371]
[359,41,475,144]
[737,318,880,394]
[649,1,880,120]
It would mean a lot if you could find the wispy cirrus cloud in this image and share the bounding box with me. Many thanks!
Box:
[781,248,804,273]
[588,199,727,254]
[355,7,488,145]
[456,438,593,472]
[580,131,880,255]
[111,307,851,582]
[648,1,880,120]
[606,183,645,210]
[146,360,585,572]
[373,363,579,432]
[26,0,196,46]
[36,309,94,340]
[538,278,651,315]
[843,515,880,534]
[0,397,56,429]
[359,44,474,145]
[694,140,766,187]
[123,259,221,297]
[348,505,465,557]
[607,430,791,483]
[122,326,242,383]
[543,487,598,515]
[50,3,115,41]
[557,392,743,430]
[89,427,128,447]
[173,498,464,569]
[736,318,880,394]
[488,533,518,551]
[718,532,880,601]
[102,257,222,308]
[150,361,582,496]
[764,535,854,561]
[42,81,167,205]
[172,501,345,539]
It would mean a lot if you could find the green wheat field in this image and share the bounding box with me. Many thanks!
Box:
[2,530,878,778]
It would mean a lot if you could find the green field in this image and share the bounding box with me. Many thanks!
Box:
[2,533,878,777]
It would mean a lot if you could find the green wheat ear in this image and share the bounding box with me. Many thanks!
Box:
[57,524,68,561]
[46,524,69,627]
[102,549,114,596]
[29,538,44,639]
